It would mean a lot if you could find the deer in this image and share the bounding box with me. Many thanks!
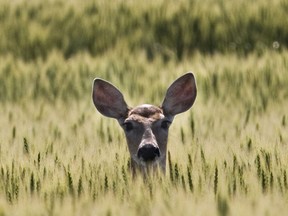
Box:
[92,72,197,175]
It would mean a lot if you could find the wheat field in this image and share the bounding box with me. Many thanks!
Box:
[0,0,288,215]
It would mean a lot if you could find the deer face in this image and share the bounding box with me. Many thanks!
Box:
[92,73,197,174]
[121,104,170,173]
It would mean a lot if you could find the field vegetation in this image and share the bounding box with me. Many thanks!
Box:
[0,0,288,215]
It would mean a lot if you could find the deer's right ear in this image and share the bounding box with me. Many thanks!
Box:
[92,79,129,119]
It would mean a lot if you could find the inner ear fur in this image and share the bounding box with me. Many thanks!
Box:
[162,72,197,117]
[92,79,129,119]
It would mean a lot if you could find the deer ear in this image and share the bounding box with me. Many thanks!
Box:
[162,72,197,117]
[92,79,129,119]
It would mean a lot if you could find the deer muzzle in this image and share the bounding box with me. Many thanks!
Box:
[137,144,160,161]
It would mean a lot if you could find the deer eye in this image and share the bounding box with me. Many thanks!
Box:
[161,120,171,130]
[123,122,133,132]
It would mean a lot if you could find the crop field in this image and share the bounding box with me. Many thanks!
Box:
[0,0,288,215]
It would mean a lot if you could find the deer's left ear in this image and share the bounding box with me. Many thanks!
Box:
[161,72,197,117]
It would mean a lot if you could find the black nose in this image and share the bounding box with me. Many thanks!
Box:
[137,144,160,161]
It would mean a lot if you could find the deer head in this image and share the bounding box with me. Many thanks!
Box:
[92,73,197,174]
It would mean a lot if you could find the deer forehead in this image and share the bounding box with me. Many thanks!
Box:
[127,104,165,123]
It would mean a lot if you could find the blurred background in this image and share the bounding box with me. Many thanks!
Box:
[0,0,287,104]
[1,0,287,60]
